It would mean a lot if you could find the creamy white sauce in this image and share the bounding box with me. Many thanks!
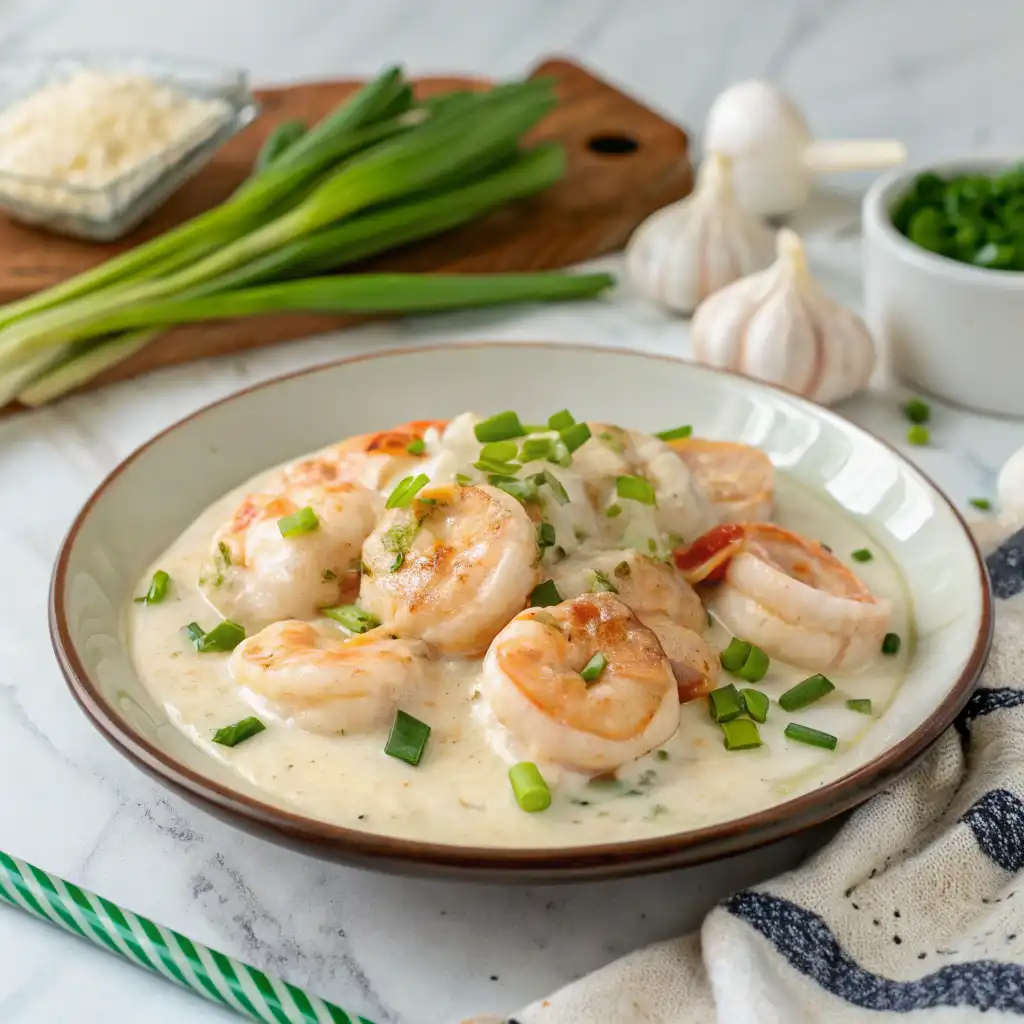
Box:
[127,420,910,849]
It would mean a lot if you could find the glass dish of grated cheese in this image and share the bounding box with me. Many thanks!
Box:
[0,53,259,241]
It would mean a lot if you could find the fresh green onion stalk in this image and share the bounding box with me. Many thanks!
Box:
[0,67,616,407]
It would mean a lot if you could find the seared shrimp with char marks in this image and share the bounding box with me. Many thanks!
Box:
[553,550,719,700]
[359,483,538,655]
[481,592,680,772]
[675,523,891,670]
[281,420,447,492]
[230,620,429,735]
[207,480,380,629]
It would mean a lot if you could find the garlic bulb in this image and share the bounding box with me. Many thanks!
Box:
[704,80,906,218]
[998,445,1024,527]
[625,152,776,315]
[691,228,876,405]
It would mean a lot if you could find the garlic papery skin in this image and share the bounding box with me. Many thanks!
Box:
[691,228,876,405]
[624,152,776,315]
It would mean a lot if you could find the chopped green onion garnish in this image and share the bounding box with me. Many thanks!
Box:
[740,688,769,724]
[212,716,265,748]
[846,698,873,715]
[588,569,618,594]
[907,424,930,446]
[655,425,693,441]
[389,552,404,572]
[475,458,520,476]
[195,620,246,653]
[616,474,656,506]
[135,569,170,604]
[381,521,419,558]
[654,749,670,761]
[184,622,206,647]
[322,604,380,634]
[278,505,319,537]
[322,568,337,582]
[970,497,992,511]
[784,723,838,751]
[881,632,901,656]
[536,521,556,549]
[522,424,548,434]
[489,474,538,502]
[902,397,931,424]
[580,651,607,683]
[217,541,232,566]
[479,439,519,463]
[779,673,835,712]
[737,645,769,683]
[851,548,873,563]
[456,473,473,486]
[529,579,562,607]
[559,421,592,452]
[520,437,553,463]
[708,683,744,723]
[614,560,631,578]
[406,437,426,455]
[547,438,573,467]
[721,719,762,751]
[508,761,551,812]
[475,411,526,443]
[720,638,752,672]
[605,503,623,518]
[384,710,431,766]
[386,474,430,509]
[532,468,569,504]
[548,409,575,430]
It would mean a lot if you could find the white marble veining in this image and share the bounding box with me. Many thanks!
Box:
[1,1,1023,1021]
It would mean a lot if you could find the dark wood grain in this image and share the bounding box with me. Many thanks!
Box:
[0,58,691,407]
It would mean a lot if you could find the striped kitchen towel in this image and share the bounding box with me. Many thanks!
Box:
[510,522,1024,1023]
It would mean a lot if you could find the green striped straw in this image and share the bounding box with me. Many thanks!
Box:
[0,850,374,1023]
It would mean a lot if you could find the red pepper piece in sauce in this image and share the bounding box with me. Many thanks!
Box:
[672,523,747,584]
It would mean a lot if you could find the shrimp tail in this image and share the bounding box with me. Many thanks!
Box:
[673,524,747,584]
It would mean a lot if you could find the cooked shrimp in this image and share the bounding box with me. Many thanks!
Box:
[552,550,719,700]
[669,438,774,523]
[359,483,538,655]
[207,481,381,629]
[481,593,680,772]
[552,549,704,631]
[282,420,447,491]
[572,423,713,550]
[230,620,428,735]
[675,524,891,670]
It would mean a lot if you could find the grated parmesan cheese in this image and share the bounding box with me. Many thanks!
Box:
[0,69,230,211]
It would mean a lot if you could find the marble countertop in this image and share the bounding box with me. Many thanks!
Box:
[2,1,1024,1021]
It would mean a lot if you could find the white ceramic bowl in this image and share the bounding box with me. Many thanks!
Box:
[51,344,991,881]
[863,156,1024,417]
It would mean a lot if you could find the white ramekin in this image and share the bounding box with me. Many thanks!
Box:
[863,156,1024,417]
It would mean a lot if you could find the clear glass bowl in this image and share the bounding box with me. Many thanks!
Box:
[0,53,259,241]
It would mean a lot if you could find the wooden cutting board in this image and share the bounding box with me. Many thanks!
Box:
[1,58,691,404]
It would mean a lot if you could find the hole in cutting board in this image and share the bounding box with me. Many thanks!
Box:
[586,133,639,156]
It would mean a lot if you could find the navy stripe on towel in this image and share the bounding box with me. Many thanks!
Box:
[960,789,1024,872]
[986,528,1024,599]
[726,891,1024,1013]
[956,688,1024,737]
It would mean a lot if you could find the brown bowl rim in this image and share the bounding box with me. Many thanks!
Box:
[50,342,993,878]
